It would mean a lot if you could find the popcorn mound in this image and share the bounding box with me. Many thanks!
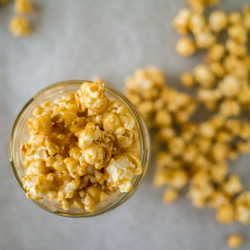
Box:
[21,82,142,212]
[125,66,250,229]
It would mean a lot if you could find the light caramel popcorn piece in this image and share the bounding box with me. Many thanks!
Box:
[223,174,243,196]
[180,72,195,88]
[227,235,243,249]
[225,39,247,57]
[15,0,34,14]
[235,192,250,225]
[207,43,226,61]
[209,62,226,78]
[106,153,142,192]
[228,12,242,25]
[228,24,248,44]
[216,204,235,224]
[80,82,108,115]
[219,99,241,117]
[218,75,241,98]
[208,191,229,208]
[208,11,227,33]
[163,188,179,204]
[9,16,32,37]
[193,65,215,87]
[175,37,196,57]
[172,8,191,35]
[195,29,216,49]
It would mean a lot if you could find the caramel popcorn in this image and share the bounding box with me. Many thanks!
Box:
[125,65,250,232]
[163,188,179,204]
[228,12,242,25]
[14,0,34,14]
[227,235,243,249]
[235,192,250,225]
[9,16,32,37]
[180,72,195,88]
[21,82,143,212]
[125,67,197,129]
[172,8,192,35]
[175,37,196,57]
[193,65,215,87]
[207,43,226,62]
[208,11,228,33]
[216,204,235,224]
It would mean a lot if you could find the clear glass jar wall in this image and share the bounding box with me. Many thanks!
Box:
[9,80,150,217]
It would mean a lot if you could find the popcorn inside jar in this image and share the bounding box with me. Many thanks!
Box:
[19,81,146,213]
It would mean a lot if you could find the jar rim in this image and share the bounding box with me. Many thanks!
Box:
[9,80,150,217]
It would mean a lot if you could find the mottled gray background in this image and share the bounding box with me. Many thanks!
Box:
[1,0,250,249]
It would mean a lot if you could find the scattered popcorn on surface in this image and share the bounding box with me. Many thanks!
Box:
[9,16,32,37]
[227,235,243,249]
[21,82,142,212]
[125,65,250,231]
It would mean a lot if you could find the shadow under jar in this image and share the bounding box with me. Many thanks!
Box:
[9,80,150,217]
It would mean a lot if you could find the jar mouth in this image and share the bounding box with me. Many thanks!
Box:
[9,80,150,217]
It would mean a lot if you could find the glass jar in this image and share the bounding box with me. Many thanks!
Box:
[9,80,150,217]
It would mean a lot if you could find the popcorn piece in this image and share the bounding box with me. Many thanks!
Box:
[208,191,229,208]
[225,39,247,57]
[9,16,32,37]
[207,44,226,61]
[175,37,196,57]
[195,30,216,49]
[218,75,241,98]
[235,192,250,225]
[180,72,195,88]
[228,12,242,25]
[220,99,241,117]
[228,24,248,44]
[193,65,215,87]
[172,8,192,35]
[23,174,55,200]
[216,204,235,224]
[106,153,142,192]
[188,12,206,35]
[14,0,34,14]
[208,11,227,33]
[227,235,243,249]
[163,188,179,204]
[209,62,226,78]
[80,82,108,115]
[223,174,243,196]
